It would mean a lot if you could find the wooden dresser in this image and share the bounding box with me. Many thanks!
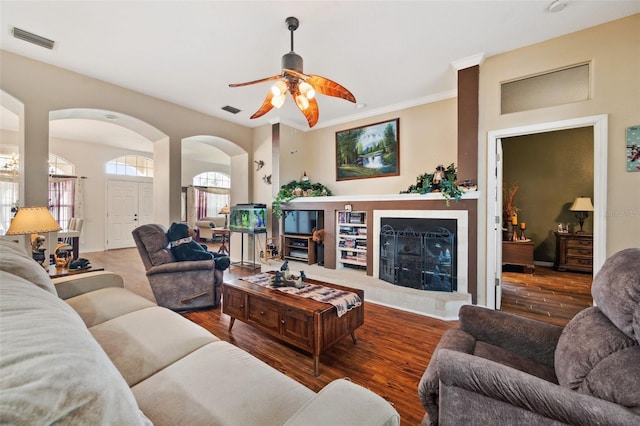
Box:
[554,232,593,273]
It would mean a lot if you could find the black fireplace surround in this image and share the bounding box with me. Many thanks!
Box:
[379,218,457,292]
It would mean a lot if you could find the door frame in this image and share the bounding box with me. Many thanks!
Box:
[485,114,608,310]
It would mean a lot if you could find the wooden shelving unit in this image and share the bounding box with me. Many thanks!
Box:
[282,234,316,265]
[336,211,367,269]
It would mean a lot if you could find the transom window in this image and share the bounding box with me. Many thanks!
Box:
[193,171,230,188]
[106,155,153,177]
[49,153,74,175]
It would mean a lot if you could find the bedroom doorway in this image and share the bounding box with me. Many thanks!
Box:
[486,115,608,310]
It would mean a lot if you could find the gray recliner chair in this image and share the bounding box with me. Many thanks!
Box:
[419,247,640,425]
[132,224,224,311]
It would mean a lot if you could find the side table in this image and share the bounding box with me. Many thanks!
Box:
[211,227,230,255]
[502,241,535,273]
[48,264,104,278]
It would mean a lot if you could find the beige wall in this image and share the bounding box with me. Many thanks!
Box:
[479,14,640,261]
[300,98,458,196]
[0,50,253,228]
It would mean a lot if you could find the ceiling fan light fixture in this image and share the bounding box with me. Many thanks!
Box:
[271,80,288,97]
[271,93,286,108]
[295,93,310,111]
[299,81,315,99]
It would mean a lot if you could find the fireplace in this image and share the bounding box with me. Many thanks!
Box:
[379,218,457,291]
[373,210,468,295]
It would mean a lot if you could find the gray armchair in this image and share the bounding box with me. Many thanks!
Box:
[419,248,640,425]
[132,224,224,311]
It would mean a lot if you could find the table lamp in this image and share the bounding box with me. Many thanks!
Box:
[219,205,230,229]
[6,206,62,269]
[569,197,594,233]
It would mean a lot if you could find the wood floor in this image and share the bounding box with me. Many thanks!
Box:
[83,245,593,425]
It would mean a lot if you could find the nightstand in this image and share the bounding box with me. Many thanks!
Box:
[554,232,593,273]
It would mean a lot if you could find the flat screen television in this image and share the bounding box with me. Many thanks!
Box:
[282,210,323,236]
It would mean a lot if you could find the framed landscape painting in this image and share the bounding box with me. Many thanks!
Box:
[336,118,399,181]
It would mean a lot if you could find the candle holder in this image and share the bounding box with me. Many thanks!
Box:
[520,223,527,240]
[511,223,519,241]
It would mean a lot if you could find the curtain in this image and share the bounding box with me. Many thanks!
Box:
[0,173,18,234]
[187,186,197,227]
[196,187,208,220]
[74,177,85,219]
[48,176,75,228]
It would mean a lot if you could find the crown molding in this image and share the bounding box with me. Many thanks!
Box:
[451,53,486,71]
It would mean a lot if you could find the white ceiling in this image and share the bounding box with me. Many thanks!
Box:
[1,1,639,147]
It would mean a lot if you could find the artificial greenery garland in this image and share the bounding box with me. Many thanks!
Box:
[272,180,333,217]
[401,163,464,205]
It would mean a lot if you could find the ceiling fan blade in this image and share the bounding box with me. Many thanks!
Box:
[229,74,282,87]
[250,91,275,119]
[306,74,356,103]
[291,92,319,128]
[284,69,356,103]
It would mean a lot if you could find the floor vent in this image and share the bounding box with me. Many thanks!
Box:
[12,27,55,50]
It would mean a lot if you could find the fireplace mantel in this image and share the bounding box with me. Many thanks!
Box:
[288,191,480,204]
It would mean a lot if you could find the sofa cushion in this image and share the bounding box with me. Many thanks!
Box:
[591,247,640,340]
[89,306,219,386]
[0,271,149,425]
[0,239,56,295]
[65,286,156,327]
[555,306,640,412]
[132,341,315,426]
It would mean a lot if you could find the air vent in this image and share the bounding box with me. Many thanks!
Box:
[12,27,55,50]
[222,105,241,114]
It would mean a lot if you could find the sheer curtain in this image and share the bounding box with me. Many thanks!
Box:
[0,174,18,234]
[48,176,75,228]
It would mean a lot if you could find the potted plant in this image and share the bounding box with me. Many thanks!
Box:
[401,163,464,206]
[272,180,333,217]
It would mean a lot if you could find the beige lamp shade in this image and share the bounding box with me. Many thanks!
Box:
[6,206,62,235]
[569,197,594,212]
[218,205,230,215]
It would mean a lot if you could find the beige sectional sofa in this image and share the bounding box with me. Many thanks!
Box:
[0,239,399,425]
[195,216,226,241]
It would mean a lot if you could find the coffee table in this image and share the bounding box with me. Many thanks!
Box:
[222,275,364,376]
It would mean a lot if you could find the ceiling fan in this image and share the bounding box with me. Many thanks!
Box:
[229,16,356,128]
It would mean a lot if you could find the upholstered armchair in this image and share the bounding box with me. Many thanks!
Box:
[419,248,640,425]
[132,224,224,311]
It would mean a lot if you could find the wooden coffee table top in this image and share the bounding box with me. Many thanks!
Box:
[227,274,363,311]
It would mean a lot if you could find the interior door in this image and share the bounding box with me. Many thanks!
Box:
[494,139,504,309]
[107,180,153,249]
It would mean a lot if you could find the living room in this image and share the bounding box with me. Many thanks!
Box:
[1,3,639,424]
[2,8,638,307]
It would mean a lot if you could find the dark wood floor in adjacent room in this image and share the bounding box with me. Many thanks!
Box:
[84,246,593,425]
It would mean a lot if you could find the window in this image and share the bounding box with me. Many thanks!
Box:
[106,155,153,177]
[49,153,74,175]
[193,172,230,219]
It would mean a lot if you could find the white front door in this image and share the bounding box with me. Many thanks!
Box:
[107,180,153,249]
